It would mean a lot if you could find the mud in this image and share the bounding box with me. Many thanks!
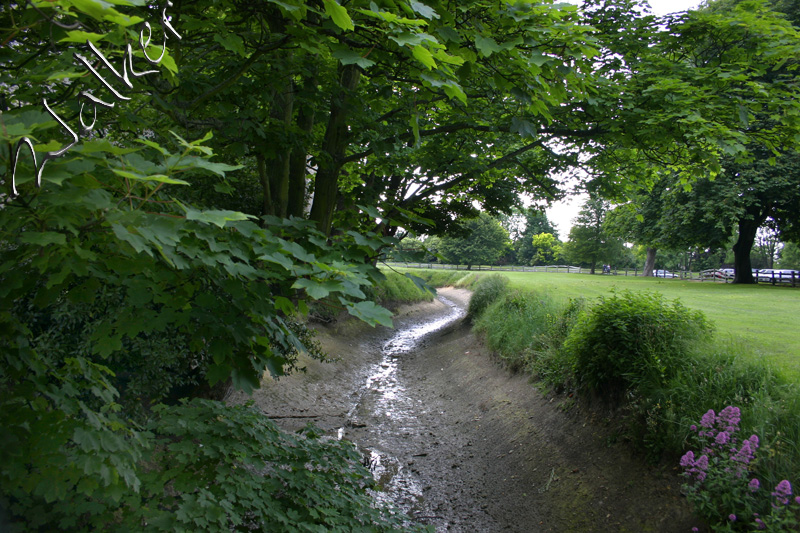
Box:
[228,288,698,532]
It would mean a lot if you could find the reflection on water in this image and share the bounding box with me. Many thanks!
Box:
[340,295,465,516]
[369,296,464,418]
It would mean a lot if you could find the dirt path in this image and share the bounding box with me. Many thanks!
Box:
[229,288,698,532]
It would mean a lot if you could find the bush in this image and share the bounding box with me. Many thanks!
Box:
[563,290,713,400]
[0,398,428,531]
[467,274,509,319]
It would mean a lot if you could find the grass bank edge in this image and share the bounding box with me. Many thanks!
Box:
[464,273,799,528]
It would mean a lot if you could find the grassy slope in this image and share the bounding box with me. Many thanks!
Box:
[505,272,800,379]
[405,268,800,379]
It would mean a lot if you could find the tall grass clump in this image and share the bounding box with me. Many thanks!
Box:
[563,290,713,402]
[405,269,477,288]
[370,271,435,304]
[527,297,586,391]
[466,274,509,319]
[473,289,565,372]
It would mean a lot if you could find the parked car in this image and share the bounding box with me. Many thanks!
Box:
[652,269,678,278]
[759,269,800,283]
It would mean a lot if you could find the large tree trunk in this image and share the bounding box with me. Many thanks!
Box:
[643,247,657,276]
[309,64,360,235]
[263,77,294,218]
[732,216,761,284]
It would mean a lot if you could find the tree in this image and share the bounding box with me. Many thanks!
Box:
[778,241,800,268]
[605,181,672,276]
[513,209,559,265]
[562,194,626,273]
[438,213,510,268]
[599,0,800,283]
[752,226,781,269]
[530,233,564,265]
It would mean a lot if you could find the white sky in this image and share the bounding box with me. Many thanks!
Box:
[545,0,703,237]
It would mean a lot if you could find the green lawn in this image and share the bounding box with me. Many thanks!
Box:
[408,268,800,379]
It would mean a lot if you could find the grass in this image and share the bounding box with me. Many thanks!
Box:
[400,268,800,380]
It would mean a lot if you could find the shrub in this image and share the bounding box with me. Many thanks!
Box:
[0,397,430,532]
[563,290,713,400]
[467,274,509,319]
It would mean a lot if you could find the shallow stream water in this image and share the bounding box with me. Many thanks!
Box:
[339,296,466,515]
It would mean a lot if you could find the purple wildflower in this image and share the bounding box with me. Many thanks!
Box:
[755,517,766,530]
[733,440,755,465]
[728,514,736,522]
[700,409,716,429]
[690,424,697,432]
[715,431,730,446]
[692,528,699,532]
[773,480,792,506]
[718,406,741,431]
[695,455,709,471]
[680,451,695,468]
[795,496,800,505]
[748,434,759,449]
[749,479,761,492]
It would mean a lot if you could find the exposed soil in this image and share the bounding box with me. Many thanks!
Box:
[228,288,698,532]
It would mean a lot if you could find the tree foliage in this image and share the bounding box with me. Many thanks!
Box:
[529,233,563,266]
[4,0,800,528]
[512,208,559,265]
[438,213,510,267]
[562,194,626,273]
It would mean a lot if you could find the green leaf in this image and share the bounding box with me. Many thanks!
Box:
[412,45,436,70]
[185,208,255,228]
[345,300,393,327]
[475,35,502,57]
[332,48,376,69]
[274,296,295,315]
[213,32,246,57]
[206,364,231,386]
[323,0,354,31]
[111,169,190,185]
[60,30,106,43]
[291,278,331,300]
[20,232,66,246]
[410,0,439,20]
[259,252,294,270]
[279,240,316,262]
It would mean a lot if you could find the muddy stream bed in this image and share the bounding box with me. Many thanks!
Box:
[229,288,698,532]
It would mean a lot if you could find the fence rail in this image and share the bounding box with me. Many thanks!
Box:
[382,263,800,287]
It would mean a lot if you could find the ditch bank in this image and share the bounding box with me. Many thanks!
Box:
[229,288,698,532]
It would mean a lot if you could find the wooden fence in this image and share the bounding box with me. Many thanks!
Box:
[383,263,800,287]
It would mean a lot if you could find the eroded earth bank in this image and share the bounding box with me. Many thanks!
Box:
[229,288,698,532]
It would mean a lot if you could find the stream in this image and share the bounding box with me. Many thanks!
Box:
[234,288,698,532]
[340,295,466,517]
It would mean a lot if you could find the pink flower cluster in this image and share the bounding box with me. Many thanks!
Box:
[680,407,759,484]
[682,406,800,531]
